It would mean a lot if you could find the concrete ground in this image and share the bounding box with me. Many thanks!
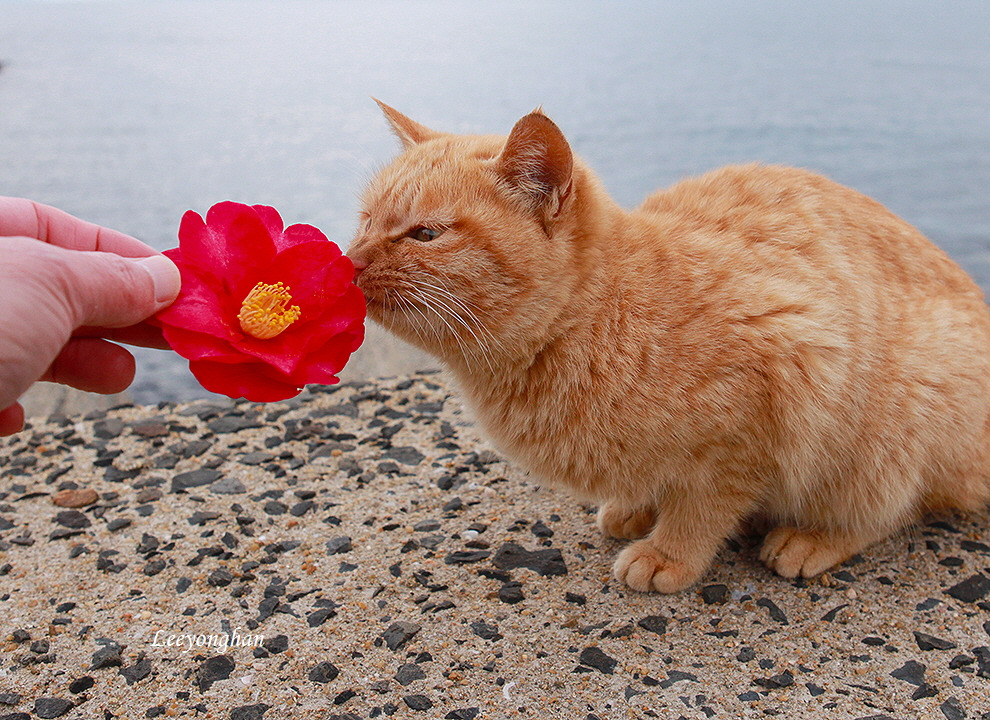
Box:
[1,371,988,719]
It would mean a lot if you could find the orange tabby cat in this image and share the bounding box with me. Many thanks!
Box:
[347,101,990,593]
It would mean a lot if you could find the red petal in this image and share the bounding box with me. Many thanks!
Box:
[180,203,276,297]
[162,246,183,264]
[232,333,307,376]
[279,222,337,252]
[317,283,368,334]
[266,242,352,316]
[190,359,302,402]
[282,284,366,362]
[313,254,357,304]
[161,326,242,362]
[252,205,284,239]
[155,265,234,338]
[291,365,341,386]
[289,325,365,386]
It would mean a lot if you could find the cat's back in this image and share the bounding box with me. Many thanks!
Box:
[603,163,990,459]
[632,163,982,306]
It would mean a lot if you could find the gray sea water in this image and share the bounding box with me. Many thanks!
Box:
[2,0,989,402]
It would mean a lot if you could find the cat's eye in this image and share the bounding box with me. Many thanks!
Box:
[409,226,443,243]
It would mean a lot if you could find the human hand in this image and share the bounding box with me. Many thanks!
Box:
[0,197,181,435]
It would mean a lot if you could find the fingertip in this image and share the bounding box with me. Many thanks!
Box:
[98,344,138,394]
[0,403,26,436]
[46,338,137,394]
[135,254,182,307]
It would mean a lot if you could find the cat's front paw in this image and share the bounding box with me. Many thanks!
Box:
[760,527,854,578]
[596,501,657,540]
[612,541,702,593]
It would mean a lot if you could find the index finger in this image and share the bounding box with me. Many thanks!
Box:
[0,196,158,257]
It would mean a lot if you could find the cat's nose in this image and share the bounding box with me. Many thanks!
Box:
[349,255,368,280]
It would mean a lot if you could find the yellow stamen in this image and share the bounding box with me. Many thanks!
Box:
[238,281,301,339]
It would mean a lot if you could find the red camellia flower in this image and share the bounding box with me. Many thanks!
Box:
[155,202,365,402]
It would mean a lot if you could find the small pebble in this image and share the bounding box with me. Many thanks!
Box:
[51,489,98,508]
[308,661,340,684]
[54,510,91,529]
[578,646,617,674]
[383,622,421,651]
[33,698,74,719]
[230,704,270,720]
[402,695,432,711]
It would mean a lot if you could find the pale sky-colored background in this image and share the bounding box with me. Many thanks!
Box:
[2,0,989,405]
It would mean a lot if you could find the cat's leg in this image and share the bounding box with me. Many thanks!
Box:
[596,500,657,540]
[761,461,925,578]
[612,489,752,593]
[760,526,881,579]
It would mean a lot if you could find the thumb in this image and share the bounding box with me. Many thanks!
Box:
[61,251,182,328]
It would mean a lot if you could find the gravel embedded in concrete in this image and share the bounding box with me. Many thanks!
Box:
[1,371,989,718]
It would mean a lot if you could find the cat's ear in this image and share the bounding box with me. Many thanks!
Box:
[374,98,440,149]
[495,110,573,219]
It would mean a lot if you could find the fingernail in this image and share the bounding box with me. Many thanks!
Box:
[136,255,182,306]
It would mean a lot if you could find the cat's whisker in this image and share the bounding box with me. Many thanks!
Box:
[397,271,485,339]
[416,295,493,374]
[389,279,446,352]
[406,282,498,374]
[407,272,479,315]
[389,275,471,363]
[407,270,488,320]
[389,289,433,351]
[390,264,499,353]
[405,272,507,359]
[410,291,478,372]
[403,284,482,373]
[406,280,484,343]
[425,276,507,358]
[406,304,441,353]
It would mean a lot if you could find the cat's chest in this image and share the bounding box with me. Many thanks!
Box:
[451,320,769,498]
[455,364,680,497]
[467,391,608,493]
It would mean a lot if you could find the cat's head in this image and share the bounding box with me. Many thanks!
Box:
[348,101,586,370]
